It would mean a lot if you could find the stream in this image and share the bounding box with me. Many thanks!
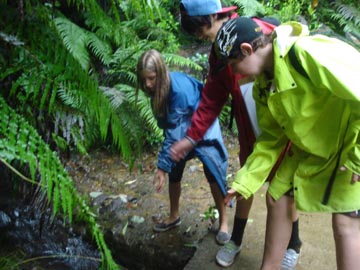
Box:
[0,132,239,270]
[0,175,101,270]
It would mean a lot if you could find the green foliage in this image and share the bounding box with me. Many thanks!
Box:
[0,0,193,269]
[331,1,360,46]
[54,17,113,68]
[261,0,306,21]
[0,252,24,270]
[231,0,360,49]
[0,0,201,266]
[201,206,219,221]
[230,0,266,16]
[1,0,358,269]
[188,52,209,81]
[0,96,119,270]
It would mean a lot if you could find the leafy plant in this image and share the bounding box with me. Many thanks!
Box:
[201,205,219,227]
[0,96,119,270]
[230,0,266,16]
[0,0,198,269]
[331,1,360,48]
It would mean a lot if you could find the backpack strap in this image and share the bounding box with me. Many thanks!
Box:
[288,44,310,80]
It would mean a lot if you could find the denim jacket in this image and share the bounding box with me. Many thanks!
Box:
[157,72,228,195]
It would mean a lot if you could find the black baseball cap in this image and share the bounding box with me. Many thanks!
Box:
[215,17,264,60]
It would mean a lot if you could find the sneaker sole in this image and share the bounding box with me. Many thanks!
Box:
[215,250,240,267]
[216,256,236,267]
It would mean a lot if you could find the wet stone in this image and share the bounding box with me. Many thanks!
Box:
[0,210,11,228]
[67,148,218,270]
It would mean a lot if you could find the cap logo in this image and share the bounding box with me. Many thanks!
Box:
[216,20,238,58]
[255,26,262,33]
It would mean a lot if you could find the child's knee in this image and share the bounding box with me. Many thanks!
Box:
[332,214,360,239]
[265,191,277,209]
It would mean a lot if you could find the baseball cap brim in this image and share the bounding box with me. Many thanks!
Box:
[217,6,237,14]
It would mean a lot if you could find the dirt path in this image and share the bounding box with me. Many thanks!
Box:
[184,183,336,270]
[69,134,337,269]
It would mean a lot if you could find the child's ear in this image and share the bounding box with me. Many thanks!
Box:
[240,43,253,56]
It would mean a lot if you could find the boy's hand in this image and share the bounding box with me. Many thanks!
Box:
[153,169,167,193]
[340,166,360,184]
[170,138,194,161]
[224,188,243,206]
[351,172,360,184]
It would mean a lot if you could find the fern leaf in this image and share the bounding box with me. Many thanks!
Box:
[100,86,126,109]
[231,0,266,16]
[163,53,202,71]
[87,32,113,66]
[54,17,90,70]
[0,96,119,270]
[39,78,52,110]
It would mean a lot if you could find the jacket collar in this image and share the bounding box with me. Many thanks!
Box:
[272,22,310,91]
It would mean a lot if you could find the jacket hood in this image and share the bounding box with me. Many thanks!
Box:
[274,21,310,56]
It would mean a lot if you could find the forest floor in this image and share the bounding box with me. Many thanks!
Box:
[69,133,336,270]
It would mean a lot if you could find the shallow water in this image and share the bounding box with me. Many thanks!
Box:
[0,203,100,270]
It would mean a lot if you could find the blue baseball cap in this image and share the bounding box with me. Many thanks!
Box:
[181,0,237,16]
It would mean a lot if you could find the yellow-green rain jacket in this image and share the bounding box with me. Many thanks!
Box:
[231,22,360,212]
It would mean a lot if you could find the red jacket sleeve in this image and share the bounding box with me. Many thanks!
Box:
[186,17,277,147]
[186,48,236,141]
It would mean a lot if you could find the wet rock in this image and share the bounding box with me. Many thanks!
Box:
[66,141,237,270]
[0,210,11,228]
[91,192,108,207]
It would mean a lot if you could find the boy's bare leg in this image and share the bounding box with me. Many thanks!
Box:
[210,182,229,233]
[332,213,360,270]
[261,193,293,270]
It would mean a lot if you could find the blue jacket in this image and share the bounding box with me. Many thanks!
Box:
[157,72,228,195]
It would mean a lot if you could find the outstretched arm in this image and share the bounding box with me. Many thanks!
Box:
[170,61,234,161]
[153,169,167,193]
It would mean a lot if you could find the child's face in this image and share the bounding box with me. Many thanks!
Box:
[196,16,223,43]
[141,70,157,96]
[196,25,218,42]
[228,53,260,76]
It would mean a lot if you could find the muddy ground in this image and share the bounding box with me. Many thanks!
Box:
[69,134,337,270]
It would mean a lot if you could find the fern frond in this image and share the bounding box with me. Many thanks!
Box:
[116,84,162,141]
[100,86,126,109]
[332,3,360,27]
[231,0,266,16]
[0,96,119,270]
[54,17,90,71]
[330,2,360,48]
[87,32,113,66]
[163,53,202,71]
[58,82,84,109]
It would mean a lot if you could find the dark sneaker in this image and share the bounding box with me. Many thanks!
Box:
[216,231,231,245]
[216,240,241,267]
[153,217,181,232]
[281,248,300,269]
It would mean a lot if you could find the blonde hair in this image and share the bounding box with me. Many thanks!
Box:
[136,49,170,117]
